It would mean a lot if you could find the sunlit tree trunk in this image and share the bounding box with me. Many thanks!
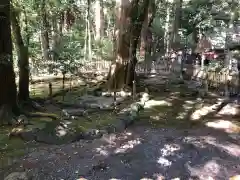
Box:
[11,7,30,101]
[107,0,150,90]
[84,8,88,62]
[164,2,171,55]
[40,0,50,62]
[224,4,238,98]
[87,0,92,61]
[51,13,61,62]
[0,0,18,124]
[94,0,104,41]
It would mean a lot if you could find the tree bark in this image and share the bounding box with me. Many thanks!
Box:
[87,0,92,61]
[164,2,171,54]
[107,0,150,90]
[94,0,104,41]
[140,0,155,73]
[171,0,183,50]
[40,0,50,61]
[51,13,61,62]
[0,0,18,124]
[11,7,30,101]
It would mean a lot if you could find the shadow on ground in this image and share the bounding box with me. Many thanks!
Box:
[1,73,240,180]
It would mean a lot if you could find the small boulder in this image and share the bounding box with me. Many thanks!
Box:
[17,115,29,125]
[114,119,127,132]
[84,129,103,140]
[4,172,29,180]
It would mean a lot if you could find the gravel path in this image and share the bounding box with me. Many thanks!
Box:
[3,125,240,180]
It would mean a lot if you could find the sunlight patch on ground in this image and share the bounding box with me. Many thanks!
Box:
[157,157,172,167]
[186,160,220,180]
[160,144,181,157]
[230,175,240,180]
[144,100,172,109]
[204,138,240,157]
[157,143,181,167]
[190,100,224,121]
[216,103,239,116]
[95,147,109,156]
[176,101,196,120]
[205,120,240,133]
[183,136,212,148]
[114,138,141,154]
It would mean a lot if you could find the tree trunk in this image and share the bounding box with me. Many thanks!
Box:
[164,2,171,54]
[40,0,50,62]
[11,8,30,101]
[0,0,18,124]
[51,13,61,62]
[94,0,104,41]
[140,0,155,73]
[87,0,92,61]
[107,0,150,90]
[171,0,183,49]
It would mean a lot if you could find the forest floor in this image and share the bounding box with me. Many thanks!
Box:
[1,71,240,180]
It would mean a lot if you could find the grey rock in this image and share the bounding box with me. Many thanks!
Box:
[84,129,104,140]
[121,117,134,128]
[17,115,29,125]
[105,125,117,134]
[4,172,29,180]
[62,109,88,117]
[113,119,127,132]
[35,131,60,144]
[20,131,36,141]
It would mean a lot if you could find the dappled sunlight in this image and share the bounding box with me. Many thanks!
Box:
[95,146,110,156]
[190,99,225,121]
[205,120,240,133]
[95,131,138,157]
[144,100,172,109]
[157,157,172,167]
[216,103,239,117]
[114,138,141,154]
[204,138,240,157]
[183,136,214,148]
[157,143,181,167]
[176,100,196,120]
[160,144,181,157]
[187,160,220,180]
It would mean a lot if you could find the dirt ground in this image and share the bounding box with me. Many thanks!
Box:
[1,72,240,180]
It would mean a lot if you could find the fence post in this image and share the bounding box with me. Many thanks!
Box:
[49,82,52,98]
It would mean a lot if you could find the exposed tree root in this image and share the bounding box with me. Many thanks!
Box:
[23,111,60,120]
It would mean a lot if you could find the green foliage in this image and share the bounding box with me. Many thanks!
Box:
[12,0,240,75]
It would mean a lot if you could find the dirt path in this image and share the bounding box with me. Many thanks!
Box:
[2,125,240,180]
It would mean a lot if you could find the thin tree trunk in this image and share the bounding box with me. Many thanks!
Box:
[224,4,237,98]
[0,0,18,124]
[11,7,30,101]
[40,0,50,62]
[171,0,182,49]
[164,3,171,55]
[94,0,104,41]
[87,0,92,61]
[83,7,88,62]
[51,13,61,62]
